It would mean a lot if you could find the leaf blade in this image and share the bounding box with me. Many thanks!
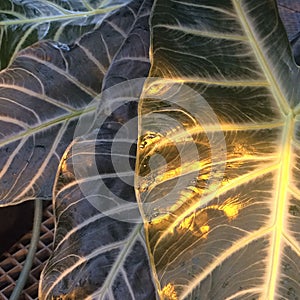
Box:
[136,0,300,298]
[39,0,156,298]
[0,0,129,69]
[0,0,149,206]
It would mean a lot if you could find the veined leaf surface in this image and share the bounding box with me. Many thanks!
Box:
[136,0,300,299]
[39,0,156,298]
[0,0,149,206]
[277,0,300,40]
[0,0,129,69]
[277,0,300,64]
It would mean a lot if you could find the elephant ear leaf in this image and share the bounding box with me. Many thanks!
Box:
[0,0,148,206]
[0,0,129,69]
[39,0,156,298]
[136,0,300,299]
[277,0,300,64]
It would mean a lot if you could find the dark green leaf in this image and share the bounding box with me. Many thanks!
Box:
[0,0,148,206]
[0,0,128,69]
[39,0,156,298]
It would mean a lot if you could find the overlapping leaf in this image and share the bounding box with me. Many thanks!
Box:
[136,0,300,299]
[0,0,129,69]
[278,0,300,64]
[0,0,149,206]
[39,0,156,298]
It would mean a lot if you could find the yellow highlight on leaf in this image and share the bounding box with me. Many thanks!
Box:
[219,196,244,220]
[156,161,206,185]
[160,283,178,300]
[222,204,240,218]
[145,81,173,97]
[178,213,194,231]
[178,211,209,237]
[60,151,69,174]
[139,131,162,149]
[235,143,253,155]
[200,225,210,238]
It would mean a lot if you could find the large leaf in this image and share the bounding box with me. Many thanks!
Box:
[0,0,129,69]
[0,0,150,206]
[136,0,300,299]
[39,0,156,298]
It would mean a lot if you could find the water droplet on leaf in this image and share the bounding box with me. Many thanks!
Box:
[50,42,70,51]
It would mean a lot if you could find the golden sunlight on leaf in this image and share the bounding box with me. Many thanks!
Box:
[60,151,69,174]
[136,0,300,298]
[145,81,174,97]
[218,195,245,220]
[200,225,210,238]
[178,210,209,238]
[139,132,163,149]
[160,283,178,300]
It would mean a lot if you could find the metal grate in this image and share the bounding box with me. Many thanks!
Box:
[0,204,54,300]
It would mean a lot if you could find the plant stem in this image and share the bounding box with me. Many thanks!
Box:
[9,199,43,300]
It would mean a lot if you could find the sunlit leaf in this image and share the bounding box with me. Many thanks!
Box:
[0,0,129,69]
[39,0,156,298]
[0,0,148,206]
[136,0,300,299]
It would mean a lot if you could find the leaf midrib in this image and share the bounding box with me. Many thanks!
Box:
[0,105,96,147]
[142,0,298,298]
[266,112,293,298]
[232,0,290,116]
[231,1,294,298]
[43,239,126,299]
[0,5,123,26]
[91,224,143,298]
